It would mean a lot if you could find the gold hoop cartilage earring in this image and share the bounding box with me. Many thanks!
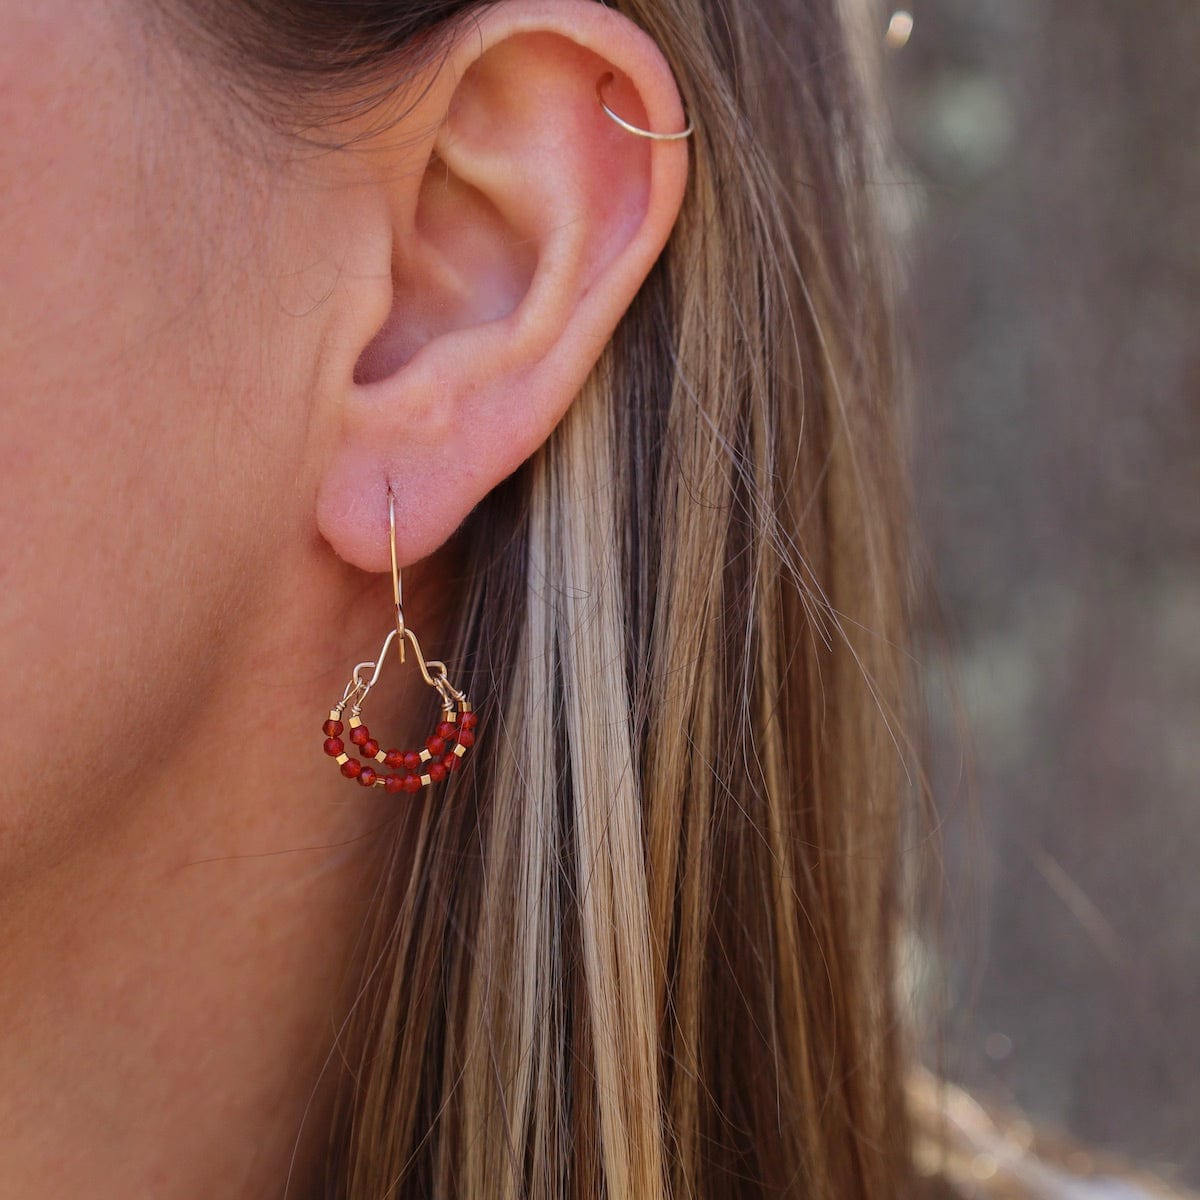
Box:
[321,487,476,793]
[595,71,693,141]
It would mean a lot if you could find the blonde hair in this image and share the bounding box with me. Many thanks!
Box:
[154,0,931,1194]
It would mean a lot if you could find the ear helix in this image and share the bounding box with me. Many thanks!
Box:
[320,486,476,794]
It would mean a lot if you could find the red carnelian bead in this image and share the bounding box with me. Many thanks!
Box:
[349,726,371,746]
[428,761,447,783]
[401,774,422,794]
[340,759,363,779]
[426,735,446,756]
[323,737,344,757]
[436,721,457,741]
[402,750,421,772]
[442,752,459,772]
[460,711,478,730]
[384,749,404,769]
[357,766,377,787]
[384,774,405,794]
[323,719,343,737]
[362,738,380,758]
[456,729,476,749]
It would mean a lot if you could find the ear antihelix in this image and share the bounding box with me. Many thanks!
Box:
[320,486,476,794]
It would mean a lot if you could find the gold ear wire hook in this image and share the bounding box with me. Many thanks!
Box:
[388,485,406,665]
[380,486,462,699]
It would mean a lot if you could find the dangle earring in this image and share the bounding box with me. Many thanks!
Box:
[321,486,476,793]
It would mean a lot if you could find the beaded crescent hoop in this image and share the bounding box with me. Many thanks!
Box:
[321,486,475,793]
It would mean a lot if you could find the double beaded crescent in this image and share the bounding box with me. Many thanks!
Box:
[322,701,476,793]
[322,485,476,794]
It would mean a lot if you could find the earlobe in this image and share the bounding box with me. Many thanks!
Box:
[314,0,689,573]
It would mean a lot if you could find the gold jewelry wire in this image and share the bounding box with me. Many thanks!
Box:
[387,484,406,663]
[595,71,693,141]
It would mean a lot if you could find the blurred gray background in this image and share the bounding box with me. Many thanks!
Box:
[881,0,1200,1185]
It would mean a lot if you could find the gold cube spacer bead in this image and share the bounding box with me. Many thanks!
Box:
[348,715,363,729]
[453,743,467,758]
[419,748,432,762]
[336,753,349,765]
[419,774,432,787]
[374,750,387,763]
[328,708,342,722]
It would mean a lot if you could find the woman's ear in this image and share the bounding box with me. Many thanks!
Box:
[312,0,689,571]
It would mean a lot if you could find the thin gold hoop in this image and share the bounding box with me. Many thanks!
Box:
[596,71,693,141]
